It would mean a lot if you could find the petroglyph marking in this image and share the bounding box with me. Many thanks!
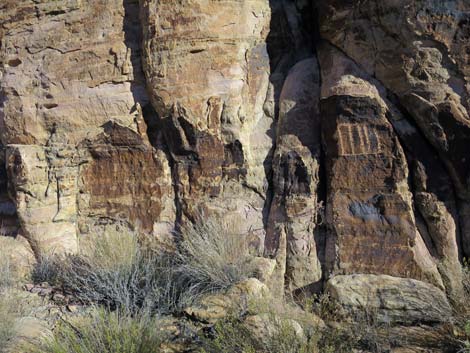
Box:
[338,124,381,156]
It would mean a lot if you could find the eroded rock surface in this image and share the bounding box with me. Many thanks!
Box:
[326,274,452,324]
[318,0,470,258]
[0,0,175,254]
[266,57,323,296]
[1,0,469,331]
[139,0,273,248]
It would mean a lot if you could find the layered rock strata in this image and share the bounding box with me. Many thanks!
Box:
[1,0,469,318]
[0,0,175,254]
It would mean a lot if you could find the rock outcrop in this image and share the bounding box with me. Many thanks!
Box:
[318,0,470,259]
[326,274,452,324]
[1,0,469,328]
[140,0,273,248]
[0,0,175,254]
[318,43,443,290]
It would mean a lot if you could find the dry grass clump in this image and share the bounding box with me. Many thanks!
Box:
[199,295,349,353]
[174,218,255,301]
[0,258,19,353]
[32,229,178,314]
[0,255,14,291]
[452,259,470,352]
[30,220,256,314]
[0,246,36,353]
[31,250,62,286]
[29,307,167,353]
[463,258,470,298]
[0,293,21,353]
[432,259,470,353]
[199,312,319,353]
[26,220,258,353]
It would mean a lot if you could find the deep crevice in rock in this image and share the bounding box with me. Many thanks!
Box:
[387,93,467,261]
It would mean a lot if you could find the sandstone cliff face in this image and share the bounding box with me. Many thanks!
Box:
[140,0,272,246]
[0,0,175,253]
[1,0,469,309]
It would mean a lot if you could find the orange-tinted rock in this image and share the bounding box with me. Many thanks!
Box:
[0,0,175,253]
[318,44,442,288]
[140,0,273,243]
[78,122,175,235]
[318,0,470,257]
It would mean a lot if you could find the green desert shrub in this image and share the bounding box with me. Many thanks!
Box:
[29,307,167,353]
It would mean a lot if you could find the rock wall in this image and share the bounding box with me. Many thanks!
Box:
[1,0,469,306]
[0,0,175,254]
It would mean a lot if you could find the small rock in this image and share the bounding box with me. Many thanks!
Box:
[30,287,42,294]
[246,257,276,283]
[11,317,51,352]
[48,307,61,317]
[184,294,230,323]
[244,314,306,345]
[38,288,53,297]
[226,278,271,302]
[52,293,66,302]
[23,283,34,292]
[66,305,79,313]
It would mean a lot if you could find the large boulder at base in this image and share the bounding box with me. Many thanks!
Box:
[326,274,452,324]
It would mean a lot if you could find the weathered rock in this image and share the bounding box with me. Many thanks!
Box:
[140,0,273,246]
[0,147,18,236]
[0,0,175,253]
[12,317,51,349]
[246,256,277,284]
[265,57,323,296]
[326,274,452,324]
[1,5,469,351]
[318,43,443,289]
[77,121,175,236]
[184,294,230,324]
[0,235,34,280]
[184,278,271,323]
[6,144,79,253]
[318,0,470,257]
[226,278,271,302]
[244,313,305,342]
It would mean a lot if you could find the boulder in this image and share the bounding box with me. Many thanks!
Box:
[326,274,452,324]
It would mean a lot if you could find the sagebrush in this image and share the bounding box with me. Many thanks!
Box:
[31,220,254,314]
[175,218,255,300]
